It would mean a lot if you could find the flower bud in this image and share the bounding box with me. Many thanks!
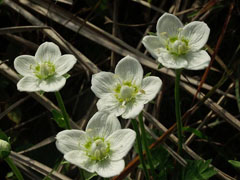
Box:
[0,139,11,159]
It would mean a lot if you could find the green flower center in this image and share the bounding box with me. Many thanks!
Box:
[85,138,110,161]
[166,37,189,56]
[33,61,56,80]
[114,81,140,104]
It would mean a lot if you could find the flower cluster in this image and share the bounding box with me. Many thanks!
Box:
[14,42,77,92]
[142,13,210,70]
[13,12,210,179]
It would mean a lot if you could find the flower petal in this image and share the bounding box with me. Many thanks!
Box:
[17,76,41,92]
[64,150,96,173]
[115,56,143,86]
[122,101,144,119]
[95,159,125,178]
[86,112,121,139]
[157,52,188,69]
[35,42,61,62]
[157,13,183,37]
[96,95,125,117]
[91,72,119,98]
[181,21,210,51]
[56,130,87,154]
[107,129,136,160]
[185,50,211,70]
[142,35,165,59]
[39,76,66,92]
[55,55,77,76]
[138,76,162,104]
[14,55,36,76]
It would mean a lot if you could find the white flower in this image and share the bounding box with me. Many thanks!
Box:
[142,13,211,70]
[91,56,162,119]
[14,42,77,92]
[56,112,136,178]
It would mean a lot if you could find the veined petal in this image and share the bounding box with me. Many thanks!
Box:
[122,101,144,119]
[95,159,124,178]
[115,56,143,86]
[96,95,125,117]
[35,42,61,62]
[185,50,210,70]
[86,112,121,139]
[142,35,165,59]
[17,76,41,92]
[56,130,87,154]
[181,21,210,51]
[55,55,77,76]
[39,76,66,92]
[107,129,136,160]
[157,13,183,38]
[64,150,96,173]
[138,76,162,104]
[14,55,36,76]
[157,52,188,69]
[91,72,119,98]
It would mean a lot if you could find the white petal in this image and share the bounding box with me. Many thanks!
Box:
[91,72,119,98]
[35,42,61,62]
[142,36,165,59]
[157,13,183,37]
[138,76,162,103]
[157,52,188,69]
[122,101,144,119]
[14,55,36,76]
[55,55,77,76]
[181,21,210,51]
[107,129,136,160]
[86,112,121,139]
[39,76,66,92]
[115,56,143,86]
[56,130,86,154]
[64,150,96,173]
[96,95,125,117]
[185,50,211,70]
[95,159,125,178]
[17,76,41,92]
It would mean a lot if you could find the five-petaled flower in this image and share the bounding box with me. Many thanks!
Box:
[91,56,162,119]
[56,112,136,178]
[142,13,210,70]
[14,42,77,92]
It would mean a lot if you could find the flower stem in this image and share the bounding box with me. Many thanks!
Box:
[175,69,183,153]
[55,91,71,129]
[138,112,157,179]
[5,156,24,180]
[131,119,150,180]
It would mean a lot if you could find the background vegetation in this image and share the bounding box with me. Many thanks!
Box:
[0,0,240,179]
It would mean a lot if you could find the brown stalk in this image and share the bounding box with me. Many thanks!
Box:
[193,1,234,102]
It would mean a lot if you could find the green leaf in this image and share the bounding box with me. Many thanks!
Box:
[183,159,217,180]
[228,160,240,169]
[51,110,66,128]
[63,73,71,79]
[0,129,9,142]
[158,63,164,69]
[144,72,151,78]
[147,32,156,36]
[183,127,208,140]
[83,170,97,180]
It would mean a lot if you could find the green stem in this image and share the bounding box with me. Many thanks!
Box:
[55,91,71,129]
[138,112,157,179]
[131,119,150,180]
[5,156,24,180]
[175,69,183,154]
